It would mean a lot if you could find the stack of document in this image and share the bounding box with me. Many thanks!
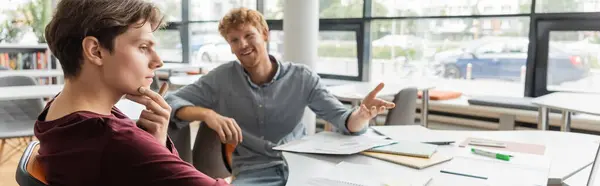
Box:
[361,140,453,169]
[305,162,432,186]
[367,141,438,158]
[273,131,396,155]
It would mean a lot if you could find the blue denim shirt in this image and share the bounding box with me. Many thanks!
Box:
[166,55,365,174]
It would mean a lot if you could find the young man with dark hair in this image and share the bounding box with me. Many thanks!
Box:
[35,0,229,185]
[167,8,395,186]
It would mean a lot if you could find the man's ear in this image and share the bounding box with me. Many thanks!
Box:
[262,28,270,42]
[82,36,104,66]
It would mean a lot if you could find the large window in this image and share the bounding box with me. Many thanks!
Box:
[268,30,360,76]
[372,0,532,17]
[265,0,364,20]
[155,30,182,63]
[191,0,257,21]
[546,31,600,93]
[370,18,530,97]
[535,0,600,13]
[189,23,235,64]
[150,0,182,22]
[0,0,52,44]
[22,0,597,97]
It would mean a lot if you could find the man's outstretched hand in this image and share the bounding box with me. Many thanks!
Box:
[347,83,396,132]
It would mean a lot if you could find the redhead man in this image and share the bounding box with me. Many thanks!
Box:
[35,0,229,185]
[166,8,395,186]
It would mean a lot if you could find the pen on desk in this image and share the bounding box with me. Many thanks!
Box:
[440,170,488,180]
[471,148,512,161]
[370,127,385,136]
[469,140,507,148]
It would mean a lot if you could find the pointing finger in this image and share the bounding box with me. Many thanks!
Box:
[365,83,385,100]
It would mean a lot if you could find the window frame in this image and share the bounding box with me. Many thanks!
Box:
[526,13,600,96]
[163,0,600,97]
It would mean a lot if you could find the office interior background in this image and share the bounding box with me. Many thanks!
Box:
[2,0,600,130]
[2,0,600,185]
[2,0,600,127]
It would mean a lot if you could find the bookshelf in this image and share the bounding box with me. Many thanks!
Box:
[0,44,59,84]
[0,44,54,70]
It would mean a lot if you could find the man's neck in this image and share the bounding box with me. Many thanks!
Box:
[246,55,277,86]
[50,76,121,117]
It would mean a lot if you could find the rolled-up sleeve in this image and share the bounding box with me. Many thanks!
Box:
[304,68,366,135]
[165,72,219,129]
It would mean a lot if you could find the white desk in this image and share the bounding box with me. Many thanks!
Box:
[0,85,145,120]
[532,92,600,132]
[168,75,203,86]
[0,85,63,101]
[159,63,220,76]
[0,69,63,78]
[283,126,600,186]
[327,81,435,127]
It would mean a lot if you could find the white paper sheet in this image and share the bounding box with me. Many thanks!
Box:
[273,131,396,155]
[370,126,457,144]
[305,162,432,186]
[439,155,550,186]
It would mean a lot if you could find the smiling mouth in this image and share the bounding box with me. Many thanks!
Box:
[241,48,254,56]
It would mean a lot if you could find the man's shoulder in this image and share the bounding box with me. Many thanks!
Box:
[279,61,314,76]
[207,61,240,75]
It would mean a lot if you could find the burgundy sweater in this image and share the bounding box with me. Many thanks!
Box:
[34,100,229,186]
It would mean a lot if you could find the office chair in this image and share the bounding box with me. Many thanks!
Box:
[16,141,48,186]
[384,87,418,125]
[190,122,234,178]
[0,76,44,164]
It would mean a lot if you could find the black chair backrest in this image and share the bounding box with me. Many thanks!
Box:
[385,87,418,125]
[191,122,232,178]
[16,141,47,186]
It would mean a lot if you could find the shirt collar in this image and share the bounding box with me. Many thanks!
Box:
[242,55,282,89]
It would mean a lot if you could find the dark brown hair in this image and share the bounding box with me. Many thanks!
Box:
[45,0,165,78]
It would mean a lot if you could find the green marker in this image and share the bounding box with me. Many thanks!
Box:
[471,148,511,161]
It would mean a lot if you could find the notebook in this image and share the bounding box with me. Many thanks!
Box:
[367,141,438,158]
[361,151,453,169]
[459,137,546,155]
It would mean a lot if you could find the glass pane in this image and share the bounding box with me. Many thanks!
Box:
[155,30,182,63]
[535,0,600,13]
[0,0,52,44]
[264,0,284,19]
[269,30,284,59]
[264,0,363,20]
[371,17,530,97]
[190,0,257,21]
[372,0,531,17]
[318,31,358,76]
[320,0,363,18]
[189,23,236,65]
[547,31,599,93]
[149,0,182,22]
[268,30,359,76]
